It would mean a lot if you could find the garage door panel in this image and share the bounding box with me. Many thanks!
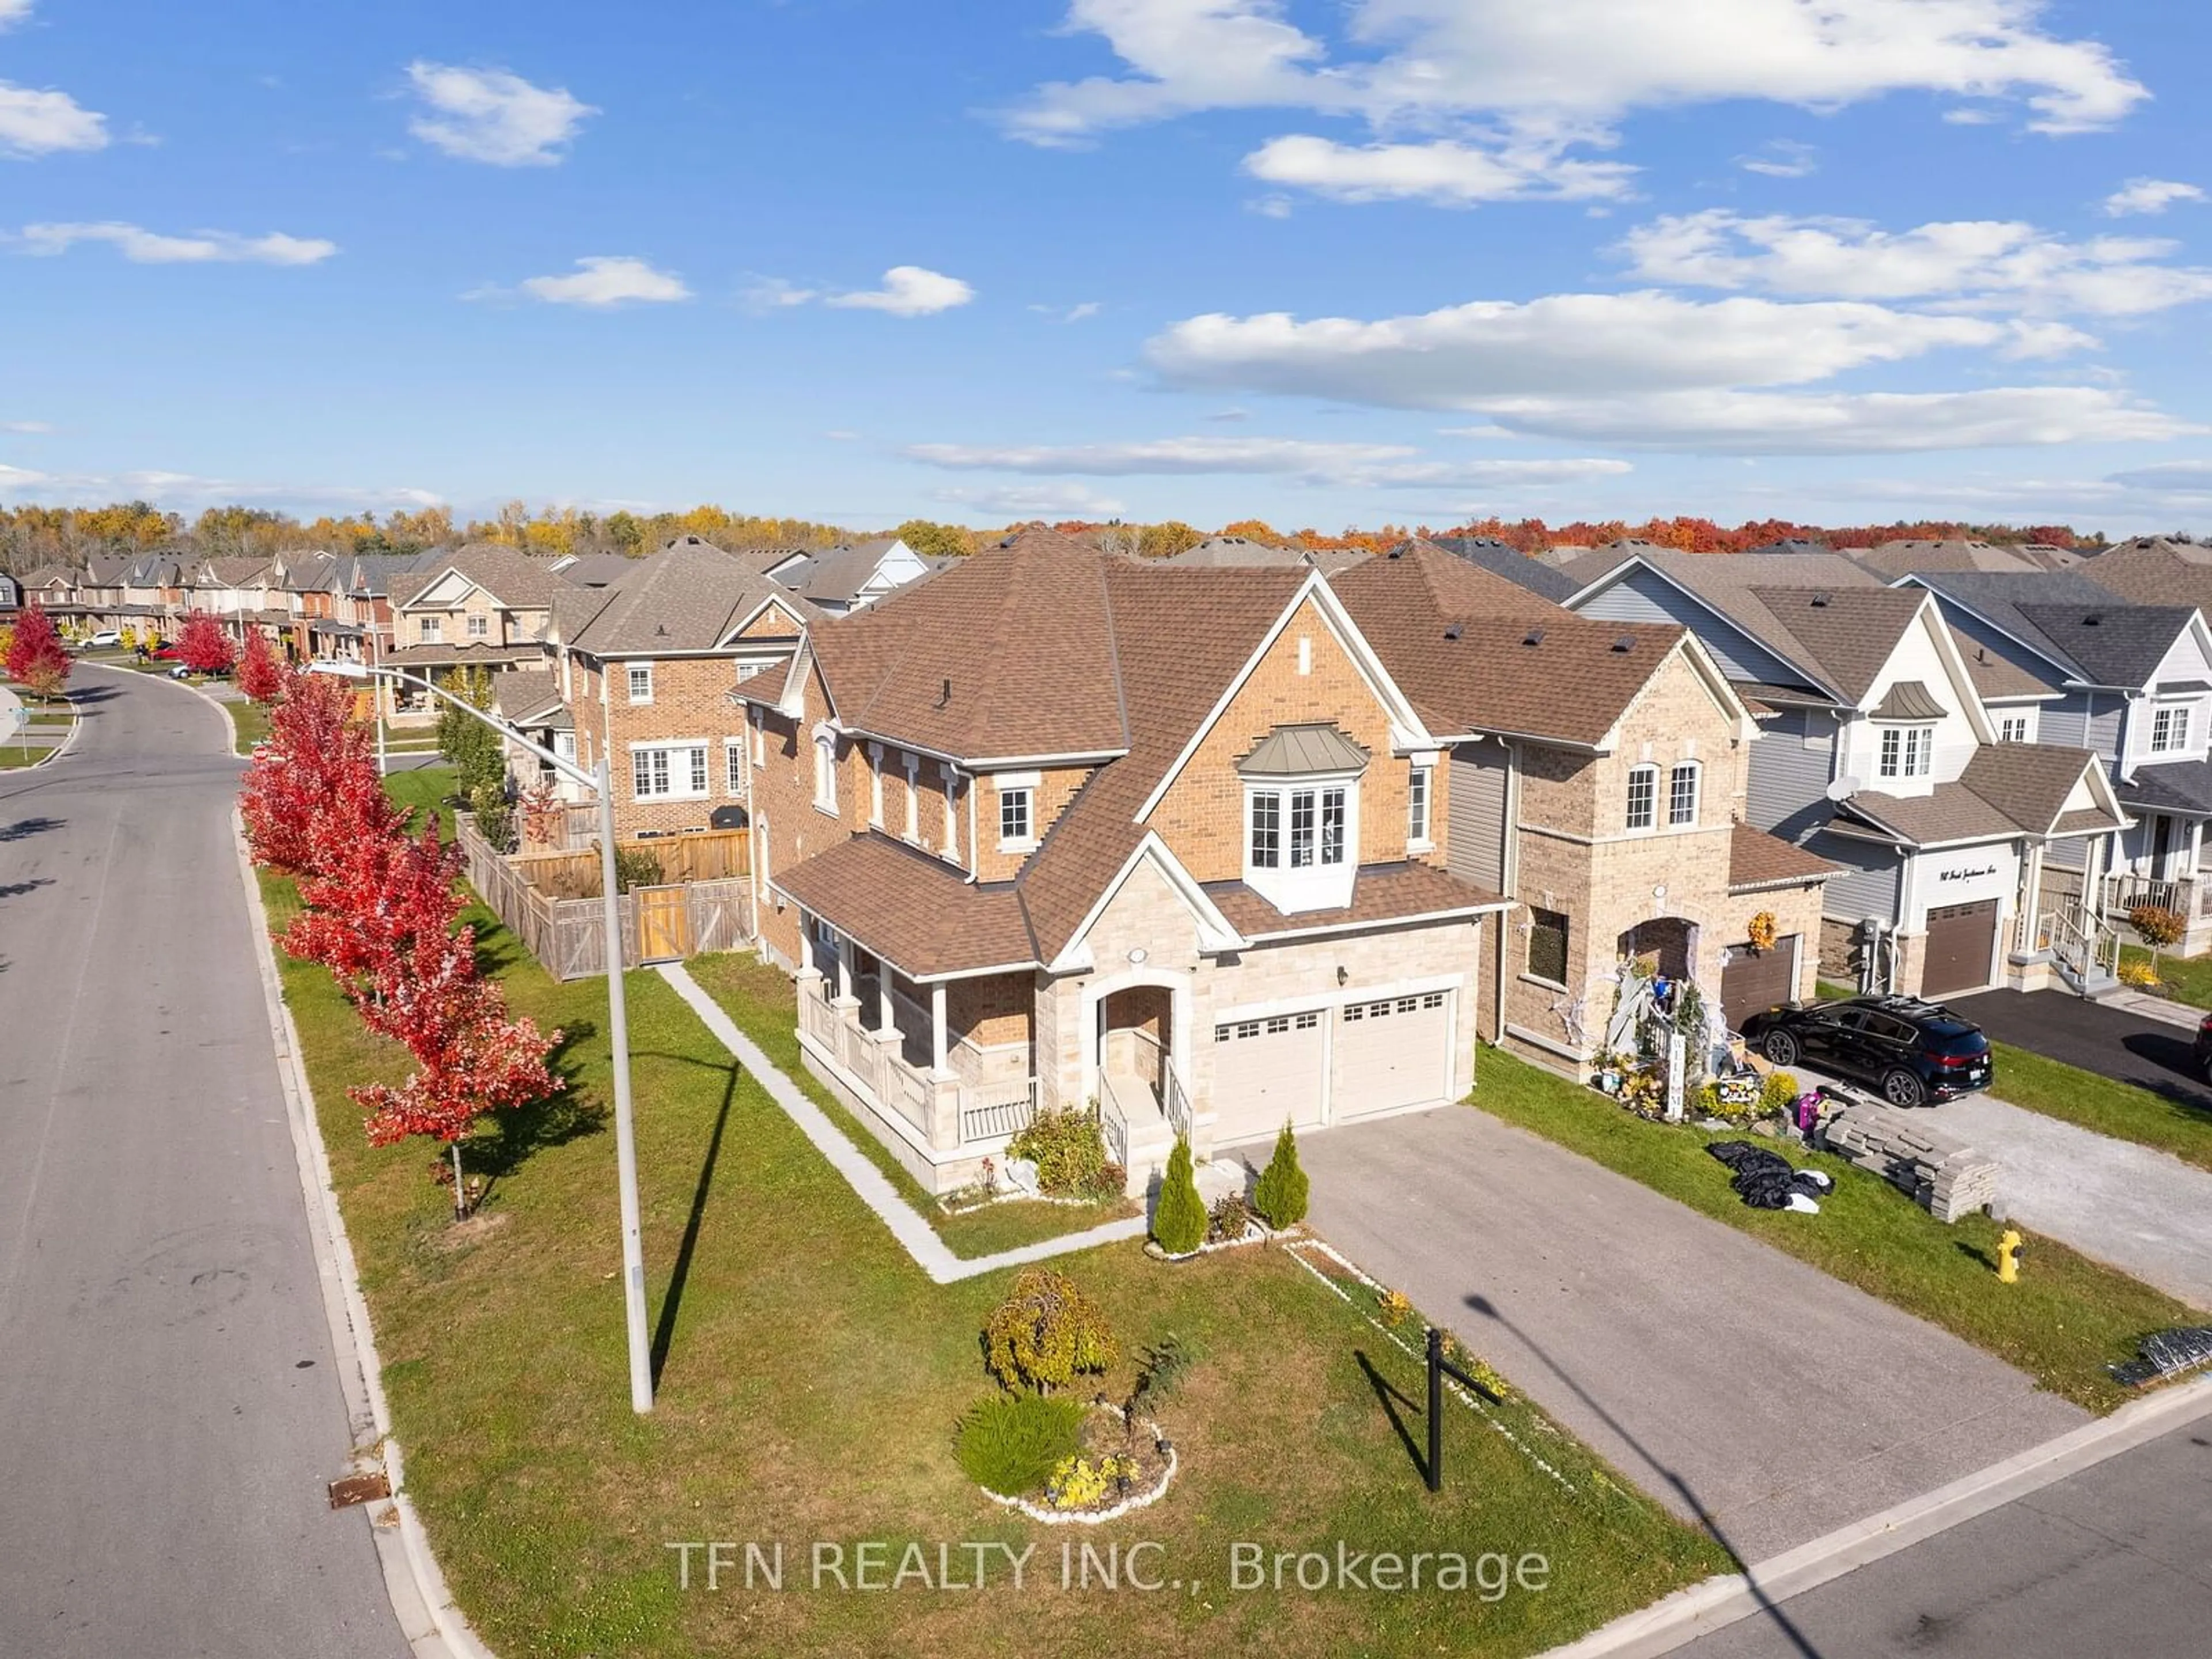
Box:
[1332,991,1453,1119]
[1720,938,1797,1033]
[1211,1010,1325,1143]
[1922,900,1999,998]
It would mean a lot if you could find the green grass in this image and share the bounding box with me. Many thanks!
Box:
[1988,1042,2212,1175]
[2120,944,2212,1010]
[382,765,461,839]
[953,1393,1086,1497]
[683,950,1137,1258]
[226,697,272,755]
[1816,978,1856,1002]
[0,747,48,768]
[1470,1047,2194,1414]
[267,873,1726,1658]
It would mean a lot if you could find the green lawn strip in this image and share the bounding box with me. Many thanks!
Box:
[1470,1048,2192,1414]
[265,875,1725,1658]
[2119,944,2212,1012]
[1815,979,1856,1002]
[24,709,75,725]
[682,950,1136,1258]
[226,697,272,755]
[383,765,461,840]
[0,748,48,768]
[1987,1042,2212,1175]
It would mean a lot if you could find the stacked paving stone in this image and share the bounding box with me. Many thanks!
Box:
[1814,1096,2000,1224]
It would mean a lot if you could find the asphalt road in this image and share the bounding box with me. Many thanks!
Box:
[1284,1107,2086,1563]
[0,668,406,1657]
[1676,1410,2212,1659]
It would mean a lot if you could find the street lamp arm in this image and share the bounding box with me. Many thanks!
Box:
[334,662,599,791]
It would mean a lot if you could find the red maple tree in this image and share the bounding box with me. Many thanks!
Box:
[176,611,238,675]
[236,628,284,703]
[4,601,70,699]
[240,667,384,873]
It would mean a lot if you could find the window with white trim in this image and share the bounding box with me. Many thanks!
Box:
[1407,764,1431,847]
[1625,764,1657,831]
[1250,790,1281,868]
[942,764,959,851]
[868,749,885,825]
[904,757,922,840]
[999,787,1032,846]
[2152,704,2192,754]
[1998,714,2032,744]
[626,663,653,704]
[1878,724,1933,779]
[418,615,441,643]
[1256,785,1348,869]
[725,740,744,795]
[632,743,708,800]
[466,613,488,639]
[1667,762,1699,827]
[813,735,838,812]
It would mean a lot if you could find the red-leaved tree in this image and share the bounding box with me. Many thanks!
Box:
[240,667,382,873]
[286,818,459,1003]
[176,611,237,675]
[4,602,70,700]
[236,628,283,703]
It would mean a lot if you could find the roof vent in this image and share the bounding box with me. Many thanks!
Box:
[936,676,952,709]
[2083,612,2103,626]
[1521,626,1545,647]
[1388,544,1407,560]
[1611,634,1635,653]
[655,623,668,636]
[1809,591,1831,607]
[1444,622,1462,641]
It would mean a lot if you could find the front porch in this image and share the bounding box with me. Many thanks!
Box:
[2097,810,2212,955]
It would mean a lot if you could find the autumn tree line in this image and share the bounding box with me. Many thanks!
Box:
[0,496,2115,577]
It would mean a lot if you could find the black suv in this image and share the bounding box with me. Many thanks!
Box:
[1739,995,1992,1107]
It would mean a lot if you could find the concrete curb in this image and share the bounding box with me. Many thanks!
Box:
[3,690,84,770]
[230,807,496,1659]
[1542,1369,2212,1658]
[656,961,1148,1283]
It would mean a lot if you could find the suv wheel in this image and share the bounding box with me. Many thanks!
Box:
[1762,1030,1800,1067]
[1882,1069,1927,1108]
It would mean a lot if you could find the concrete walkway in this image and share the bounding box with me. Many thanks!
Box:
[1940,1093,2212,1309]
[656,963,1147,1283]
[1291,1106,2087,1563]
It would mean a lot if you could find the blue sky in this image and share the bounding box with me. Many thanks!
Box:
[5,1,2212,535]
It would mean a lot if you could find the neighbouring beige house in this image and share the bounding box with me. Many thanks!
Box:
[383,544,571,724]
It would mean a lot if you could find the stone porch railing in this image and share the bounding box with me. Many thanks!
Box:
[796,971,1036,1156]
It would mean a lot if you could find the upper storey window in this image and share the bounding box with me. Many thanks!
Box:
[1238,723,1366,914]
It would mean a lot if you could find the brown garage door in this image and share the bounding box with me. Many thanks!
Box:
[1922,900,1999,997]
[1720,938,1798,1032]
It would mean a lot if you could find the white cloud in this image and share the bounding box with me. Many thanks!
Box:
[1243,134,1635,206]
[1464,387,2200,453]
[824,265,975,316]
[903,434,1629,489]
[1006,0,2146,175]
[516,255,690,306]
[932,482,1128,518]
[1737,139,1817,178]
[0,462,444,512]
[404,62,595,166]
[2103,178,2206,217]
[1618,210,2212,316]
[16,221,336,264]
[0,81,108,156]
[0,2,33,28]
[740,275,818,311]
[1147,290,2013,407]
[1029,300,1103,321]
[1,419,50,433]
[2104,461,2212,493]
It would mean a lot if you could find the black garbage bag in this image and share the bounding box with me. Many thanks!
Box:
[1706,1140,1827,1211]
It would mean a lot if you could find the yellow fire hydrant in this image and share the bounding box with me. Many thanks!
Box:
[1997,1229,2024,1284]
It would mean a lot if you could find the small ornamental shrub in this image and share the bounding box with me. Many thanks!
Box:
[2130,904,2187,973]
[983,1267,1118,1393]
[953,1393,1085,1496]
[1251,1120,1309,1228]
[1149,1137,1206,1255]
[2117,957,2162,989]
[1047,1453,1136,1512]
[1760,1070,1802,1119]
[1206,1190,1253,1244]
[1128,1335,1198,1416]
[610,844,664,893]
[1008,1104,1110,1198]
[471,782,513,851]
[1377,1287,1414,1328]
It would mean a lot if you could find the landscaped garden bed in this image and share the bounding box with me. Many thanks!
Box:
[1472,1046,2198,1412]
[255,777,1734,1657]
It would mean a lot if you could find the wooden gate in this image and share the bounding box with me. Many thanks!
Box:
[635,884,693,963]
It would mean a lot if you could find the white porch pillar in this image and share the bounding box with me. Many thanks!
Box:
[834,935,854,1004]
[931,981,950,1076]
[877,971,895,1036]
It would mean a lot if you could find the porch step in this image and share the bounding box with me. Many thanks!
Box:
[2076,972,2123,1001]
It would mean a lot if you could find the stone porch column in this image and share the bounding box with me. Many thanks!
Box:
[931,982,950,1076]
[877,972,895,1036]
[833,935,855,1007]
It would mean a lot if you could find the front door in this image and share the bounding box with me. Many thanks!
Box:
[2153,813,2175,880]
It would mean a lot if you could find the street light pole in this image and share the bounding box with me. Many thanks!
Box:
[316,660,653,1413]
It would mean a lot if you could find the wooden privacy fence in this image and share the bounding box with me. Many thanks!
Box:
[511,827,750,900]
[457,821,754,981]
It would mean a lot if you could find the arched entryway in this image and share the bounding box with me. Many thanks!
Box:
[1618,916,1696,981]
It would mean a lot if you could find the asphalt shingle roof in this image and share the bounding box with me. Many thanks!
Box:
[1838,744,2120,846]
[555,539,819,656]
[399,543,570,611]
[1728,823,1840,891]
[1419,536,1582,601]
[2014,603,2198,690]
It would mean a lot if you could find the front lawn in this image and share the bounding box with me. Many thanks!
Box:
[382,764,461,838]
[226,696,271,754]
[1471,1048,2193,1414]
[259,787,1729,1657]
[685,950,1139,1258]
[1988,1041,2212,1175]
[2120,943,2212,1011]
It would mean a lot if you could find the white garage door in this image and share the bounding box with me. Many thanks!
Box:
[1332,991,1453,1119]
[1211,1009,1327,1145]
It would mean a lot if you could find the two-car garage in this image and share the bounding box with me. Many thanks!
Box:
[1209,990,1457,1146]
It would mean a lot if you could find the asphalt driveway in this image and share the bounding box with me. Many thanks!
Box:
[1948,987,2212,1111]
[1281,1107,2087,1563]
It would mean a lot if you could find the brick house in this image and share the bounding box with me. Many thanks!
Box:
[1566,549,2128,999]
[1334,541,1834,1071]
[734,528,1520,1195]
[384,544,570,725]
[548,537,817,839]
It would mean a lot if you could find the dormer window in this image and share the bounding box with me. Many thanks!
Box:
[1238,723,1366,914]
[1878,725,1933,779]
[2152,704,2192,754]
